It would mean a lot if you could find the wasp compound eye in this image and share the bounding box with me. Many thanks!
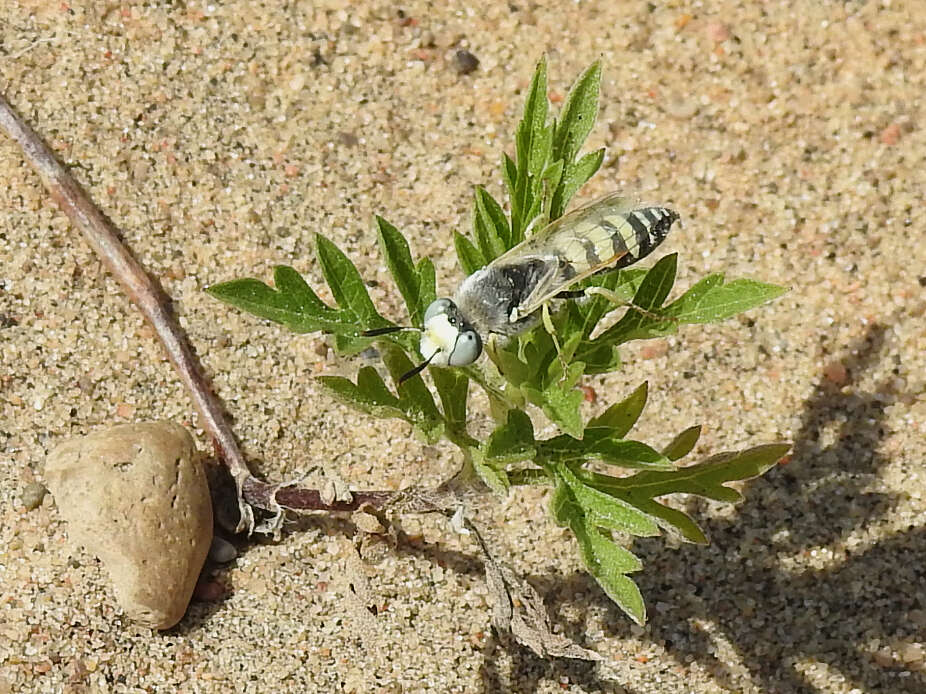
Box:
[447,329,482,366]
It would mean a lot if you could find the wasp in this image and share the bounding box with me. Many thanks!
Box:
[370,193,679,381]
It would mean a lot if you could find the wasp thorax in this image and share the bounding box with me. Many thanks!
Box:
[421,298,483,367]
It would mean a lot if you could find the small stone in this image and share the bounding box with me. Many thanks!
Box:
[705,21,731,43]
[208,535,237,563]
[353,509,386,535]
[193,577,227,602]
[20,482,48,510]
[453,49,479,75]
[900,641,925,666]
[44,422,213,630]
[823,361,848,385]
[880,123,902,145]
[640,340,670,360]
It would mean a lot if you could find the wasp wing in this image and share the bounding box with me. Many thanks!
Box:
[489,193,678,320]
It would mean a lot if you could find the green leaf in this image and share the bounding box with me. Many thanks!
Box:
[318,367,404,421]
[511,56,553,240]
[552,61,601,173]
[551,148,604,220]
[315,233,379,323]
[471,449,511,495]
[484,409,536,464]
[575,524,646,625]
[662,425,701,461]
[539,429,673,470]
[551,482,646,624]
[588,382,648,438]
[664,276,788,324]
[206,265,387,351]
[593,254,680,345]
[550,60,602,218]
[557,464,659,536]
[474,186,512,254]
[591,443,790,542]
[416,256,437,310]
[454,230,485,276]
[629,252,677,311]
[380,344,444,443]
[525,362,585,439]
[376,216,424,326]
[430,367,469,434]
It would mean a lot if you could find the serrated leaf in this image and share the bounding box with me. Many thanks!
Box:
[511,57,552,240]
[588,382,648,437]
[315,233,379,323]
[662,425,701,461]
[551,481,646,624]
[318,368,404,421]
[379,344,444,443]
[207,266,383,342]
[525,363,585,439]
[454,230,485,276]
[376,216,424,326]
[576,525,646,625]
[539,429,673,470]
[664,277,788,323]
[590,444,790,541]
[471,449,511,495]
[557,465,659,536]
[484,409,536,463]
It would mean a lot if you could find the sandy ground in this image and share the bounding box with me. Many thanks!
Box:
[2,1,925,692]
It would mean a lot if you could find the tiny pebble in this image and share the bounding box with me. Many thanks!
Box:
[453,49,479,75]
[208,535,238,563]
[20,482,48,510]
[193,578,227,602]
[823,361,848,385]
[705,21,731,42]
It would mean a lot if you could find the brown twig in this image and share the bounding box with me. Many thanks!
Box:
[0,91,422,531]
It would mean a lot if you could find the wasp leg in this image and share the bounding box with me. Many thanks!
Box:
[583,286,679,324]
[540,302,571,380]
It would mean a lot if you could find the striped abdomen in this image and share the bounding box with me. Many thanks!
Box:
[601,206,679,270]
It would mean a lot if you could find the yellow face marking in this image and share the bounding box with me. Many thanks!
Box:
[420,312,459,366]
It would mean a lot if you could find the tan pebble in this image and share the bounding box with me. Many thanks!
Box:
[900,642,925,665]
[640,340,670,359]
[706,21,731,43]
[20,482,48,511]
[873,647,895,667]
[353,509,386,535]
[880,123,902,145]
[823,361,848,385]
[44,422,213,629]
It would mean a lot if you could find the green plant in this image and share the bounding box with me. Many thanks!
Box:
[207,58,788,625]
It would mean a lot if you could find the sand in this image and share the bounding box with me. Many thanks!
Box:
[2,1,925,692]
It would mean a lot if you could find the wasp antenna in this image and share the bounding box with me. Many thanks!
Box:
[398,351,438,385]
[362,325,418,337]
